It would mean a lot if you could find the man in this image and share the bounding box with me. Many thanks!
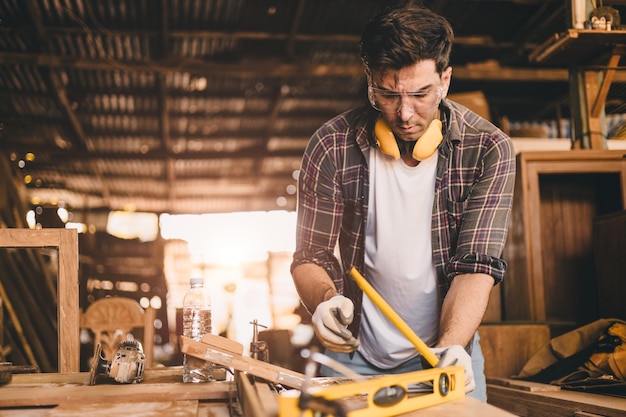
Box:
[291,5,515,401]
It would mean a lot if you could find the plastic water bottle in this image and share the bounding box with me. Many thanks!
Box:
[182,276,213,382]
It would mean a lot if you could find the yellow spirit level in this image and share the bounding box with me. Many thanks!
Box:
[278,365,464,417]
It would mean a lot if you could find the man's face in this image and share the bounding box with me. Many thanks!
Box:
[369,60,451,142]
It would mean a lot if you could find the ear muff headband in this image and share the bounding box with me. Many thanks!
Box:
[374,118,443,161]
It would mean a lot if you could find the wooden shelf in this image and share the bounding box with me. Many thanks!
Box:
[530,29,626,67]
[530,30,626,148]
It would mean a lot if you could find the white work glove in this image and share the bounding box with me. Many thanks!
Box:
[431,345,476,393]
[311,295,360,353]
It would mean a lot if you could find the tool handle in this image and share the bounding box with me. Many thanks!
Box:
[349,267,440,367]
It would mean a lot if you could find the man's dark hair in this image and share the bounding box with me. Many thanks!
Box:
[360,5,454,76]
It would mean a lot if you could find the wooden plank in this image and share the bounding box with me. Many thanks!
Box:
[591,53,621,118]
[487,377,561,392]
[54,228,81,373]
[9,366,185,385]
[236,371,277,417]
[0,375,232,408]
[488,381,626,417]
[181,336,307,389]
[198,403,232,417]
[49,400,199,417]
[0,381,232,408]
[406,397,516,416]
[501,161,531,321]
[517,150,626,162]
[526,162,545,320]
[584,71,604,149]
[0,401,232,416]
[201,333,244,356]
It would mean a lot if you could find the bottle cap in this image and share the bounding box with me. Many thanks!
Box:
[190,277,204,285]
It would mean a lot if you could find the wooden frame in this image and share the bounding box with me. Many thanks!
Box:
[504,150,626,322]
[0,228,79,373]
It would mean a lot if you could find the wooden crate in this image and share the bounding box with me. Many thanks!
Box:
[478,323,550,379]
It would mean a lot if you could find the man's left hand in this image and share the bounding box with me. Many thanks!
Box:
[431,345,475,393]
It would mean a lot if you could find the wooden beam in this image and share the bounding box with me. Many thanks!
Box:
[591,51,622,117]
[0,51,572,81]
[584,71,605,149]
[0,25,526,48]
[1,143,306,161]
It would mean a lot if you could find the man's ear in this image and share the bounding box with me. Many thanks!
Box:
[440,67,452,98]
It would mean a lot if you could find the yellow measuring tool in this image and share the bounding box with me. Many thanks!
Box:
[279,365,464,417]
[279,267,465,416]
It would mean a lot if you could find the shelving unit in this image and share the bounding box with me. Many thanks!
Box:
[529,29,626,66]
[530,29,626,149]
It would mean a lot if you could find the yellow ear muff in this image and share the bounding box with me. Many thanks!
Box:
[374,118,401,159]
[412,119,443,161]
[374,118,443,161]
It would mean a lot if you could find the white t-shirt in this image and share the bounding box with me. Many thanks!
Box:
[359,149,439,369]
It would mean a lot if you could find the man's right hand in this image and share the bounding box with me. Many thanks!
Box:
[431,345,476,393]
[311,295,360,352]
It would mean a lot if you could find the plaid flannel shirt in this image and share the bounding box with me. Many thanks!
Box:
[291,100,516,336]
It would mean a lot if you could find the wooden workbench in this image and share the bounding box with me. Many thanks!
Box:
[0,367,516,416]
[0,367,233,416]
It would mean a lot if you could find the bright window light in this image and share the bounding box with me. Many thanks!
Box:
[107,211,160,242]
[159,211,296,264]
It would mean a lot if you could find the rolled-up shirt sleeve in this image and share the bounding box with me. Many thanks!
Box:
[444,128,516,284]
[291,126,345,291]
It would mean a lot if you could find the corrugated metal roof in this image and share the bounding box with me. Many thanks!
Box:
[1,0,624,215]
